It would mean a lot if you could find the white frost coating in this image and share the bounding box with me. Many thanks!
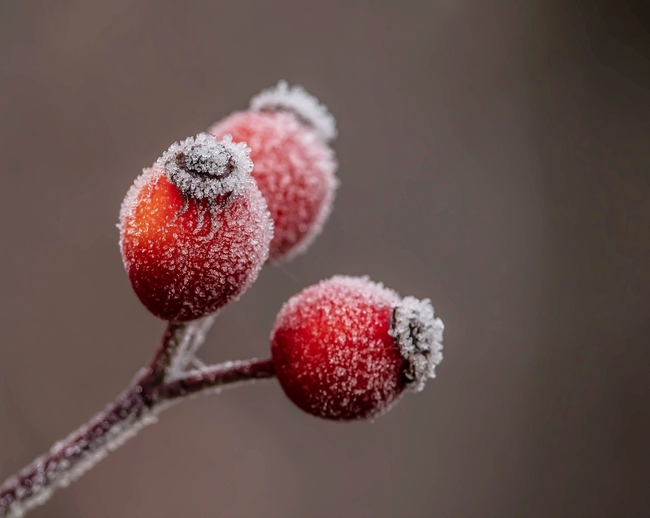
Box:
[1,311,226,518]
[272,124,339,262]
[209,110,338,262]
[389,296,444,392]
[168,314,217,378]
[117,165,158,231]
[250,81,337,142]
[157,133,253,200]
[1,396,166,518]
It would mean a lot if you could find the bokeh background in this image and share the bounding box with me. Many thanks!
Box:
[1,1,649,517]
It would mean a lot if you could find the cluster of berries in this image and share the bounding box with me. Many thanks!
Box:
[119,81,444,420]
[0,82,447,518]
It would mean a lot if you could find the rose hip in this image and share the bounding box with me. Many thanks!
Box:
[119,133,273,322]
[271,275,444,420]
[209,82,338,262]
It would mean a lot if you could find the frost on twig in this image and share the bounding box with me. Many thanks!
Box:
[168,314,217,377]
[0,389,158,518]
[0,317,274,518]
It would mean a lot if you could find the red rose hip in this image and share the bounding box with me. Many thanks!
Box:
[119,133,273,322]
[271,276,444,421]
[209,81,338,262]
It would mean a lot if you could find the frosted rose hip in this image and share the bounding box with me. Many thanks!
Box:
[209,81,338,261]
[119,133,273,322]
[270,276,444,421]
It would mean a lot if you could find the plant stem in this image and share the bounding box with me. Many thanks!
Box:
[141,321,190,386]
[0,324,275,518]
[160,358,275,400]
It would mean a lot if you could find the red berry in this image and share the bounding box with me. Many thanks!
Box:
[119,134,273,322]
[209,82,338,262]
[270,276,444,421]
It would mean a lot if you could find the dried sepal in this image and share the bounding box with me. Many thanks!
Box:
[389,296,444,392]
[250,80,337,142]
[157,133,253,201]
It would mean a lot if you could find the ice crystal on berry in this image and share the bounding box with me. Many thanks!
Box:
[157,133,253,201]
[210,111,337,261]
[250,80,337,142]
[389,296,444,392]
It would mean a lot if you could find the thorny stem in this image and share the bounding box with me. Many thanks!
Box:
[0,323,276,518]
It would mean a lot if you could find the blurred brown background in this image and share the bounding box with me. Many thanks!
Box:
[1,1,649,517]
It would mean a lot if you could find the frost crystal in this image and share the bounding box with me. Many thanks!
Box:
[389,297,444,392]
[157,133,253,201]
[250,81,337,142]
[168,314,217,377]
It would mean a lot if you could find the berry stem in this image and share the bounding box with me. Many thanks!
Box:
[142,321,190,386]
[168,314,217,376]
[160,358,275,400]
[0,325,275,518]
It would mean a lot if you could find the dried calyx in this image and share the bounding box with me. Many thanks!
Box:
[157,133,253,201]
[250,81,337,143]
[390,296,445,392]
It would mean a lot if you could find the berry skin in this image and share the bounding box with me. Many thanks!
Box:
[119,133,273,322]
[209,82,338,262]
[270,276,444,421]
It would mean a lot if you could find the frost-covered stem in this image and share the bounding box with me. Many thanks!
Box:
[142,321,189,386]
[169,314,217,375]
[0,352,275,518]
[160,358,275,400]
[0,386,152,518]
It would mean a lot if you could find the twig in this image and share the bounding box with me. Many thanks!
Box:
[140,321,190,386]
[160,359,275,400]
[0,323,275,518]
